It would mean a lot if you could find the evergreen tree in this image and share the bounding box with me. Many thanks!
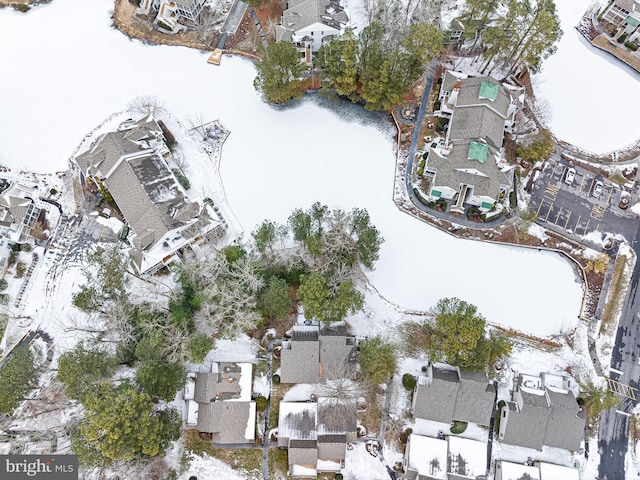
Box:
[254,42,306,104]
[359,337,397,384]
[57,345,117,402]
[72,381,181,466]
[135,359,186,401]
[298,272,364,326]
[0,345,36,414]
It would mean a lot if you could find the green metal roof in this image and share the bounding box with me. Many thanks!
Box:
[431,189,442,197]
[625,15,640,27]
[479,81,499,101]
[481,201,493,209]
[468,141,488,162]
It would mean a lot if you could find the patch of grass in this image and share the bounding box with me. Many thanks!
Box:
[600,253,628,334]
[402,373,417,391]
[183,430,262,477]
[172,168,191,190]
[0,314,7,340]
[450,420,468,434]
[209,448,262,476]
[359,385,382,437]
[609,171,628,185]
[268,448,288,479]
[269,383,288,429]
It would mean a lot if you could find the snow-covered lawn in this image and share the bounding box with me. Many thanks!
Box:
[533,0,640,153]
[0,0,584,340]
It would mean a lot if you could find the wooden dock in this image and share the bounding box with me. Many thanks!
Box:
[208,48,223,66]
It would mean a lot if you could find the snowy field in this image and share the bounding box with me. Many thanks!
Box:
[533,0,640,153]
[0,0,586,337]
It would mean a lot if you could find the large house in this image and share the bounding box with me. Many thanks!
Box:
[74,116,221,274]
[278,398,357,477]
[422,71,523,214]
[280,322,357,384]
[140,0,207,31]
[0,183,43,241]
[601,0,640,37]
[184,362,256,444]
[276,0,349,64]
[412,363,496,428]
[498,372,585,452]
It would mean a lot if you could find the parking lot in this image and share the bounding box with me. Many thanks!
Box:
[528,158,638,241]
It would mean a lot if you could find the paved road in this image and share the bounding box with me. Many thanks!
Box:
[598,223,640,480]
[529,156,637,241]
[222,0,247,35]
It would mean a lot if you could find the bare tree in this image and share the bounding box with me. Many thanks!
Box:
[180,254,264,338]
[186,113,210,141]
[265,17,280,43]
[128,95,166,118]
[193,5,219,43]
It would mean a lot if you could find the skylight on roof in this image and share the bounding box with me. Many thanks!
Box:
[479,81,499,101]
[468,141,488,162]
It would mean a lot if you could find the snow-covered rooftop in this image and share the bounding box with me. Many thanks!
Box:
[539,462,580,480]
[447,436,487,478]
[406,434,448,479]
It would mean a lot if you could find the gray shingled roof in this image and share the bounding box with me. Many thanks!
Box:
[196,402,252,443]
[454,77,511,116]
[442,71,467,95]
[175,0,204,8]
[75,117,208,272]
[281,330,320,384]
[319,328,357,377]
[194,366,243,404]
[500,395,550,450]
[318,440,346,462]
[275,25,293,43]
[414,366,495,426]
[427,140,512,200]
[288,444,318,470]
[543,389,585,451]
[613,0,636,11]
[318,398,356,435]
[75,118,162,178]
[281,0,345,33]
[500,378,585,452]
[448,105,507,149]
[454,371,495,426]
[280,326,357,383]
[104,152,201,256]
[413,367,459,424]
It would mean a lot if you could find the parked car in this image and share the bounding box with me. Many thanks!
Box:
[592,181,603,198]
[565,167,576,185]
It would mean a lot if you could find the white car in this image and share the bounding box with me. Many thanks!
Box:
[592,181,603,198]
[565,167,576,185]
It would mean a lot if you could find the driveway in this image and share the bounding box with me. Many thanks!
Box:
[528,157,637,241]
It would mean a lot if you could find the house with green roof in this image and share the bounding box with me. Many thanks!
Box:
[601,0,640,34]
[423,72,522,214]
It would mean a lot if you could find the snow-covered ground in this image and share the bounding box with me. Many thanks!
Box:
[0,0,585,337]
[533,0,640,153]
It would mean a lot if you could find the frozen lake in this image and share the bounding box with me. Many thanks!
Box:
[0,0,584,336]
[534,0,640,153]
